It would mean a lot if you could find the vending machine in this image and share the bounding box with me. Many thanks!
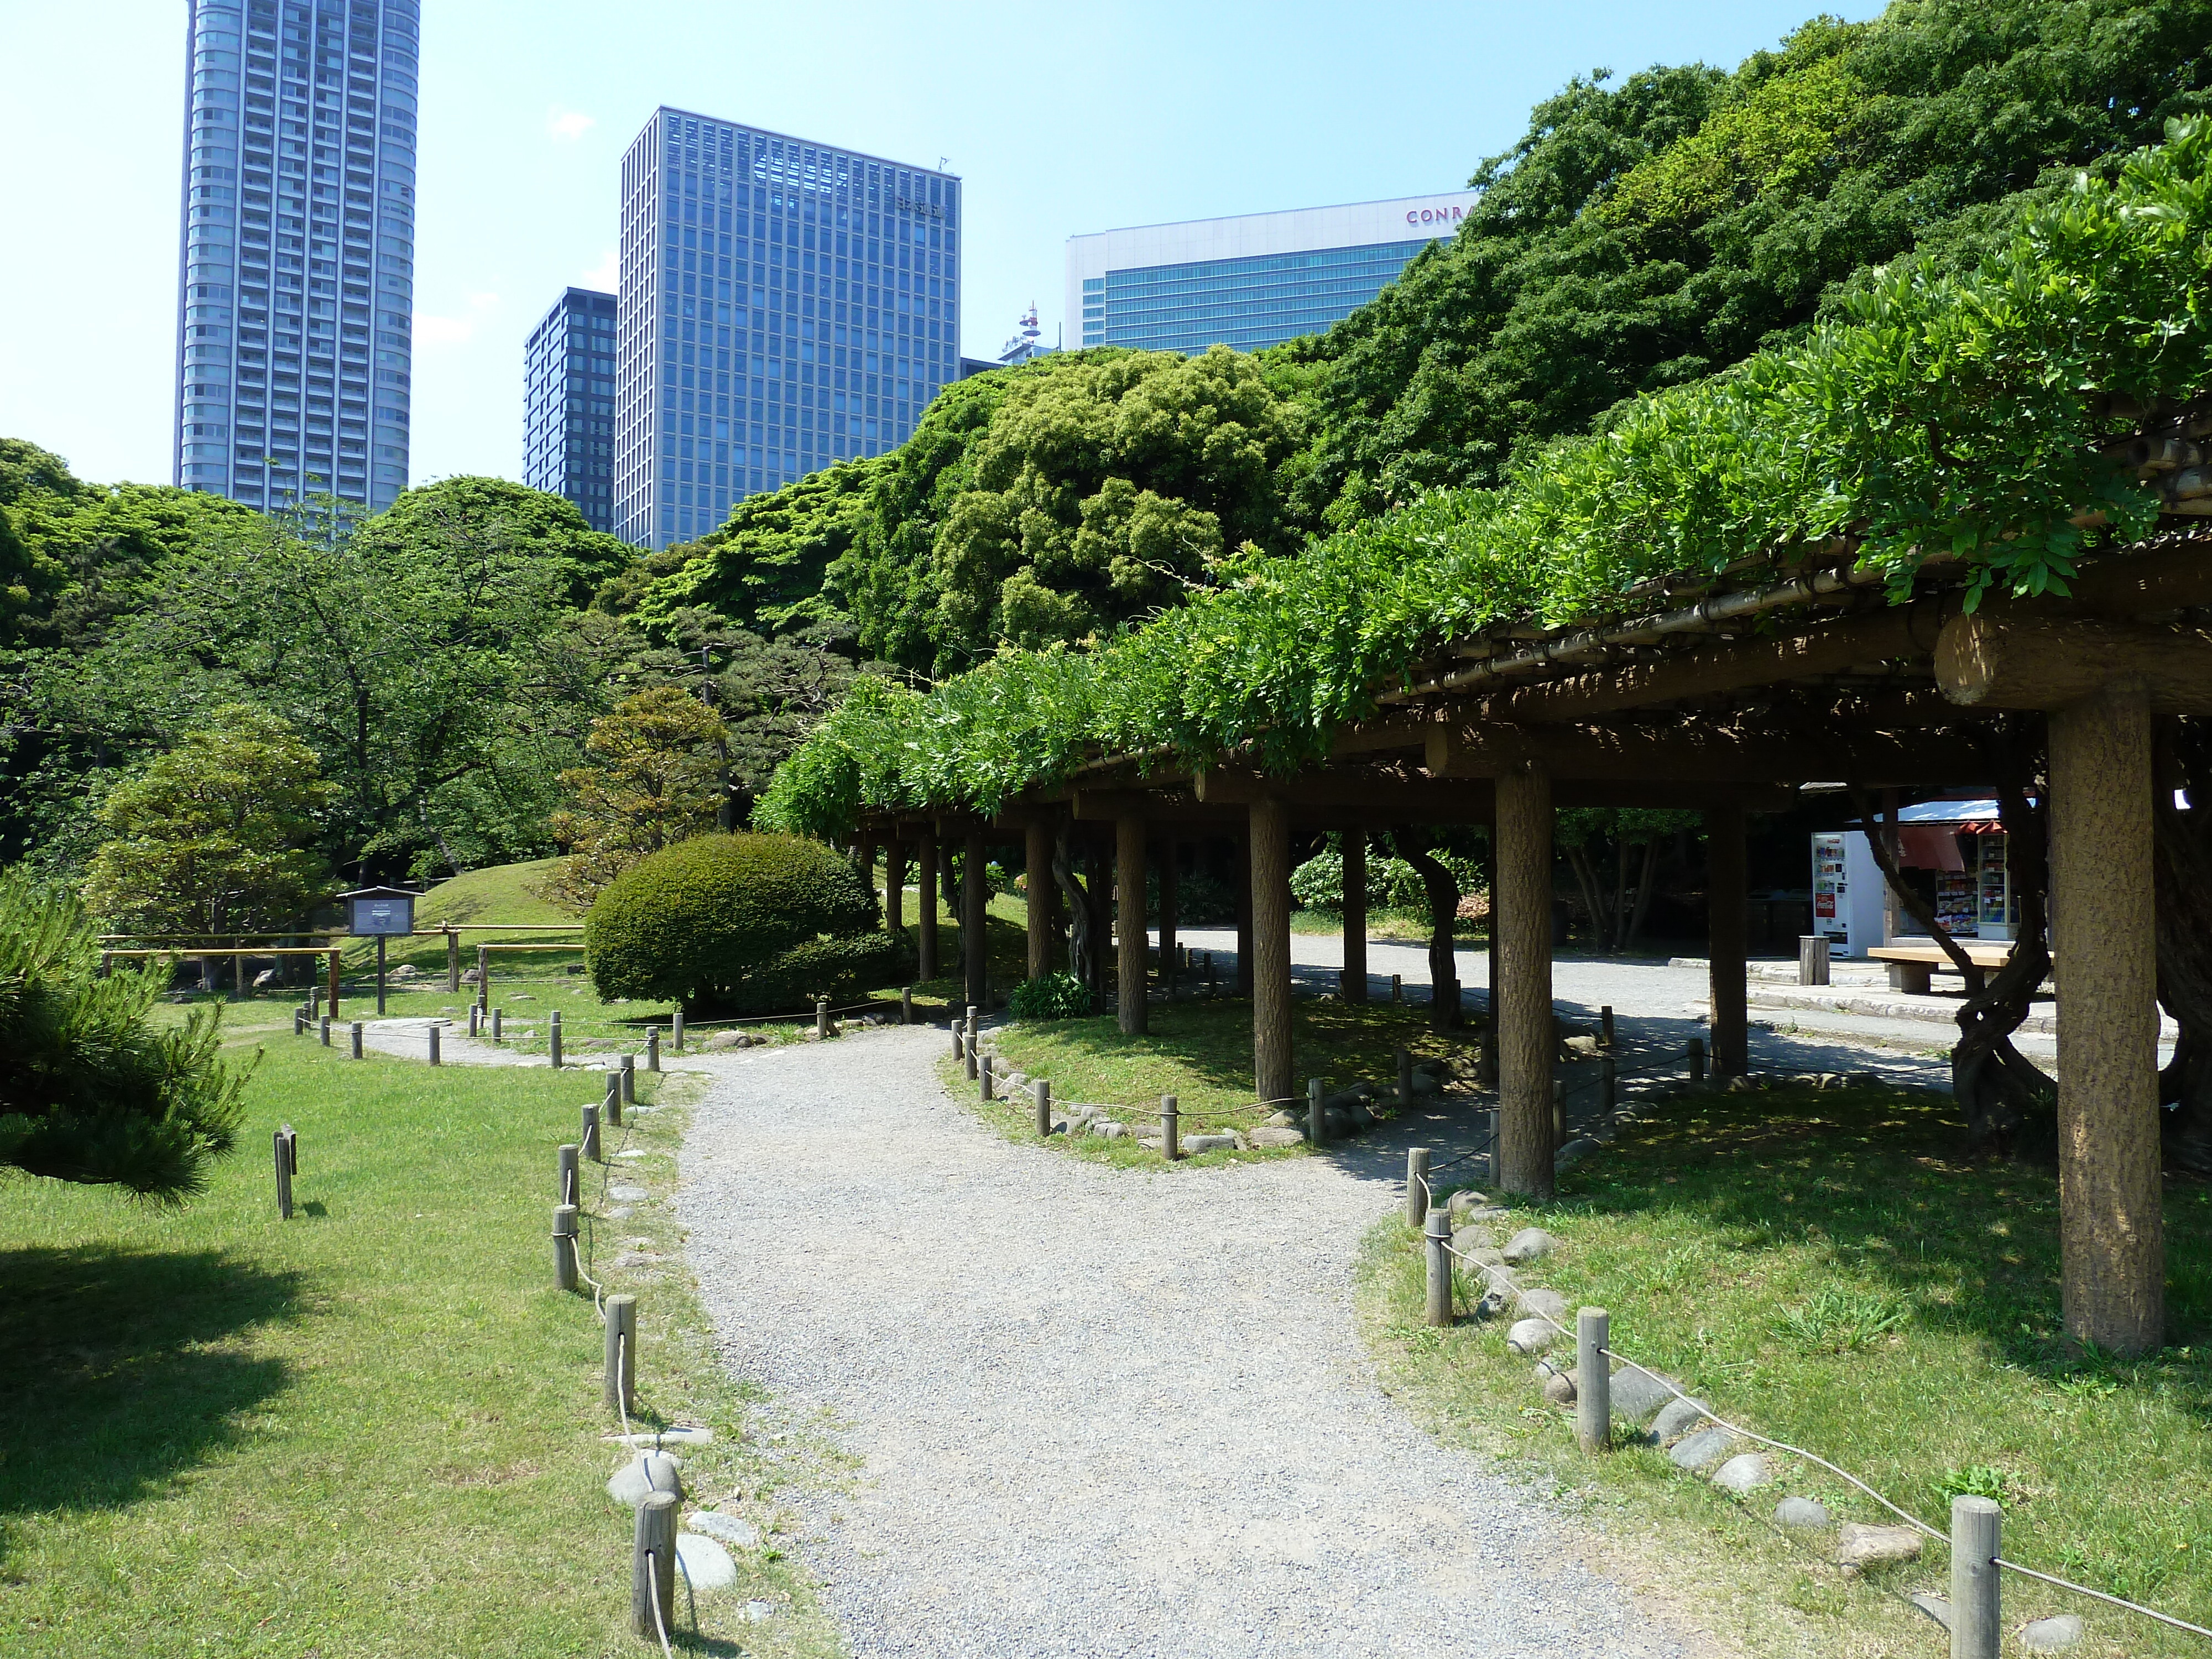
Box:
[1810,831,1889,958]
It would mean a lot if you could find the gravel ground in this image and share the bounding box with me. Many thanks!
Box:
[679,1026,1700,1659]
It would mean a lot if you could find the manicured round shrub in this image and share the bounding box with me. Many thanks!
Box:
[585,833,900,1013]
[1006,972,1094,1021]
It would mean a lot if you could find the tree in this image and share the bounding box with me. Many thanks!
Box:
[83,705,336,938]
[1556,808,1699,952]
[349,476,637,608]
[0,872,249,1201]
[546,685,728,911]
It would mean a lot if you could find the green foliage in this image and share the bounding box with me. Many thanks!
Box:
[1296,0,2212,524]
[1291,844,1479,912]
[83,705,337,937]
[0,873,247,1201]
[545,685,728,911]
[759,124,2212,837]
[1006,972,1094,1021]
[583,832,896,1013]
[350,476,637,608]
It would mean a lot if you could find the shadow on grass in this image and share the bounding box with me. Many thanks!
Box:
[0,1244,304,1526]
[1566,1085,2212,1406]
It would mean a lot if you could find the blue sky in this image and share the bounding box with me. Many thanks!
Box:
[0,0,1882,492]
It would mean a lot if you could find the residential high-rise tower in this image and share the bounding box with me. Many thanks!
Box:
[615,108,959,550]
[173,0,419,514]
[523,288,617,532]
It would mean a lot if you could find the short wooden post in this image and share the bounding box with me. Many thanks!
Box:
[604,1069,622,1129]
[644,1030,659,1073]
[1798,934,1832,987]
[1031,1078,1051,1136]
[1423,1207,1452,1326]
[952,1025,966,1061]
[1391,973,1402,1003]
[1601,1054,1618,1119]
[1552,1078,1565,1154]
[476,944,489,1010]
[1687,1037,1705,1083]
[603,1292,637,1415]
[671,1009,685,1051]
[309,984,321,1020]
[445,927,460,993]
[327,948,341,1018]
[427,1022,440,1066]
[468,1004,480,1037]
[374,935,387,1015]
[491,1006,503,1041]
[348,1020,363,1060]
[900,987,913,1025]
[549,1009,563,1070]
[1307,1076,1326,1146]
[1405,1147,1430,1227]
[319,1015,331,1046]
[1206,951,1218,994]
[557,1142,580,1207]
[620,1053,636,1105]
[233,950,246,1003]
[1949,1495,2001,1659]
[979,1054,994,1102]
[273,1125,295,1219]
[1576,1307,1611,1454]
[816,998,830,1039]
[293,1007,306,1036]
[1161,1094,1179,1160]
[552,1203,579,1291]
[964,1009,979,1079]
[1600,1004,1615,1048]
[1397,1046,1413,1110]
[582,1102,602,1164]
[631,1490,678,1641]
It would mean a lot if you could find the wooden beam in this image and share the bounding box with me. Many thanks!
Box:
[1937,613,2212,714]
[1424,720,1989,786]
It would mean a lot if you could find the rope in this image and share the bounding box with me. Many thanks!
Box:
[643,1551,675,1658]
[615,1331,632,1442]
[1991,1559,2212,1640]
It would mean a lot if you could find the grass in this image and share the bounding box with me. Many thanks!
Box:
[1288,906,1485,943]
[971,995,1485,1166]
[1357,1082,2212,1658]
[0,995,844,1658]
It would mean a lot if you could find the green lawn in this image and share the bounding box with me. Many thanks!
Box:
[0,1001,842,1658]
[1360,1083,2212,1659]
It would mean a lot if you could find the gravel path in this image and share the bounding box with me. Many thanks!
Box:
[680,1026,1699,1659]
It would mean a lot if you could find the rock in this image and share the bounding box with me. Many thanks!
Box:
[609,1183,649,1202]
[253,968,281,988]
[392,963,420,980]
[1263,1109,1298,1128]
[606,1450,683,1507]
[686,1510,759,1548]
[1712,1452,1773,1494]
[1668,1427,1738,1472]
[1183,1133,1237,1154]
[1836,1522,1923,1569]
[1501,1228,1558,1265]
[1472,1288,1512,1322]
[1563,1034,1600,1057]
[2021,1615,2084,1652]
[675,1531,737,1591]
[1247,1126,1306,1148]
[1460,1205,1514,1223]
[461,967,481,984]
[1554,1137,1598,1172]
[1505,1318,1557,1355]
[1323,1107,1358,1136]
[1096,1122,1129,1140]
[1605,1366,1682,1428]
[1774,1496,1833,1531]
[608,1428,713,1448]
[1541,1364,1578,1406]
[1514,1287,1567,1323]
[1467,1247,1507,1270]
[1907,1592,1953,1630]
[1650,1395,1712,1443]
[743,1600,778,1623]
[1447,1188,1490,1219]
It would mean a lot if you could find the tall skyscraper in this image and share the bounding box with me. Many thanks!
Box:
[173,0,419,515]
[1066,190,1479,357]
[523,288,617,532]
[615,108,961,550]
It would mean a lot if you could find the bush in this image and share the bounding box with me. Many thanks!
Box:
[584,832,900,1014]
[1292,844,1486,914]
[1007,973,1094,1021]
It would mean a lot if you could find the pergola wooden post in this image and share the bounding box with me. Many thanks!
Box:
[963,828,989,1010]
[1233,831,1255,998]
[2049,679,2166,1356]
[1706,805,1749,1077]
[855,833,878,904]
[1250,798,1293,1110]
[884,833,906,938]
[1496,766,1555,1197]
[1024,817,1053,982]
[1157,838,1179,992]
[1342,827,1369,1003]
[916,829,940,983]
[1115,811,1149,1036]
[445,927,460,993]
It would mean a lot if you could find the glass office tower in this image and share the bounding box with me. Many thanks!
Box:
[615,108,960,550]
[1066,191,1479,356]
[523,288,617,532]
[173,0,418,514]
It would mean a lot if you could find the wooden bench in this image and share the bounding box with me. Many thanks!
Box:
[1867,940,2016,995]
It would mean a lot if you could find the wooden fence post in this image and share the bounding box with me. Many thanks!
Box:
[1307,1076,1327,1146]
[671,1009,684,1052]
[604,1070,622,1129]
[645,1030,660,1073]
[1161,1094,1179,1161]
[1034,1078,1051,1137]
[1424,1208,1452,1326]
[427,1023,440,1066]
[620,1053,635,1106]
[1688,1037,1705,1083]
[1405,1147,1429,1227]
[631,1490,677,1641]
[1577,1307,1611,1455]
[349,1021,363,1060]
[273,1125,296,1219]
[816,998,830,1039]
[1950,1495,2001,1659]
[604,1293,637,1416]
[557,1142,580,1208]
[552,1204,578,1291]
[491,1006,503,1041]
[1600,1004,1615,1048]
[476,945,489,1010]
[445,927,460,993]
[582,1102,601,1164]
[1602,1055,1618,1120]
[1397,1047,1413,1110]
[319,1015,331,1046]
[979,1054,994,1102]
[549,1009,563,1071]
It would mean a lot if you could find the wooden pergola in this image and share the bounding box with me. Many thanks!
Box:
[853,523,2212,1358]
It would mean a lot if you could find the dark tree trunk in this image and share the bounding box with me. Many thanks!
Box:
[2153,719,2212,1173]
[1849,776,2056,1152]
[1051,823,1094,1000]
[1625,838,1660,952]
[1394,827,1462,1030]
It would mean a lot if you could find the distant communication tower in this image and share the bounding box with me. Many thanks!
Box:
[997,302,1051,366]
